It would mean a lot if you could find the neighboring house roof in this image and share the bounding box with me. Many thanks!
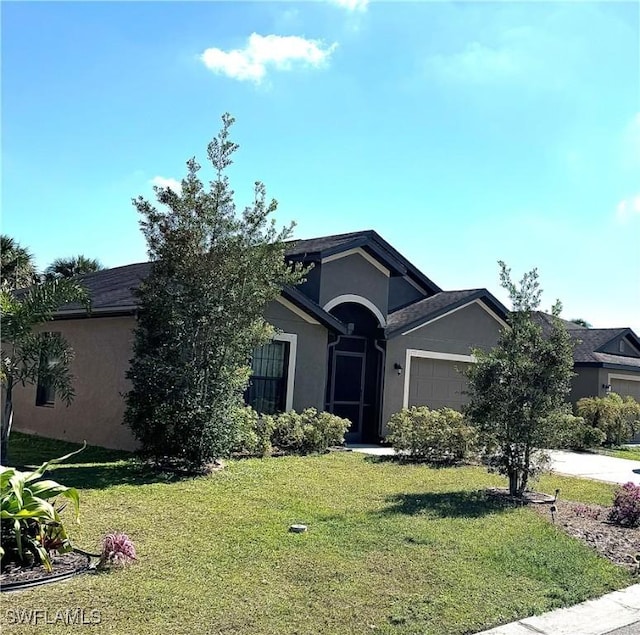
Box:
[385,289,509,338]
[571,328,640,371]
[51,262,347,333]
[286,229,442,295]
[533,311,589,332]
[534,312,640,372]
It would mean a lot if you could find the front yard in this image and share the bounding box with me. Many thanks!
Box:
[1,434,634,634]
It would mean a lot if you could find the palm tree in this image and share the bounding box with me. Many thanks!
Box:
[1,235,37,289]
[45,255,104,279]
[1,278,89,461]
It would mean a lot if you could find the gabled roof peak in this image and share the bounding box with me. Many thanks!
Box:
[286,229,441,295]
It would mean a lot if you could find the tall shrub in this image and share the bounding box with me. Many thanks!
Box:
[124,114,306,468]
[465,262,576,497]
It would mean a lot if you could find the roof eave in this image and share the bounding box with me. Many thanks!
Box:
[575,361,640,373]
[281,287,347,334]
[385,289,508,339]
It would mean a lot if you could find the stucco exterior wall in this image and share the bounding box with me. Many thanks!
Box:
[263,300,329,412]
[388,275,425,312]
[381,302,503,433]
[12,316,138,451]
[319,253,389,320]
[569,367,601,406]
[11,298,329,451]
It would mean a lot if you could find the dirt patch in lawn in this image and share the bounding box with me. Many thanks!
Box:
[531,500,640,572]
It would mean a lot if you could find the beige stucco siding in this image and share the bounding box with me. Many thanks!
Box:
[12,298,330,452]
[319,253,389,320]
[381,301,503,434]
[12,316,138,451]
[263,299,329,412]
[570,367,601,405]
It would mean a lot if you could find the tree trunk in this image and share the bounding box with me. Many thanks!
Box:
[508,468,527,498]
[1,382,14,464]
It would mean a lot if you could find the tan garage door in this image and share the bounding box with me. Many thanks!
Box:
[610,377,640,401]
[408,357,470,411]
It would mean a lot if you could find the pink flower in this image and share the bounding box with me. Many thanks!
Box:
[100,533,137,567]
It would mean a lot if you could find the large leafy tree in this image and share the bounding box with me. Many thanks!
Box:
[124,114,307,468]
[1,235,37,289]
[0,279,88,461]
[45,255,104,279]
[464,262,576,497]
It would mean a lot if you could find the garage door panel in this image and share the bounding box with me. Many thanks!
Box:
[408,358,470,411]
[611,378,640,401]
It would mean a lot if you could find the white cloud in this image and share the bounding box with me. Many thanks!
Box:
[329,0,369,11]
[429,41,521,84]
[200,33,338,84]
[151,176,182,193]
[615,195,640,223]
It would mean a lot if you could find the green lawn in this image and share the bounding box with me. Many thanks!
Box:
[595,446,640,462]
[1,434,632,635]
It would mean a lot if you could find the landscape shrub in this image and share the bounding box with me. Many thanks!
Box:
[98,533,137,569]
[267,408,350,455]
[386,406,477,463]
[232,406,274,457]
[577,393,640,446]
[608,482,640,528]
[0,447,83,571]
[547,411,606,450]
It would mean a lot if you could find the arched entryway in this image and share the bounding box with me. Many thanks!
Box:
[324,302,385,443]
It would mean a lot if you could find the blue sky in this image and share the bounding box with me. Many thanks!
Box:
[3,1,639,330]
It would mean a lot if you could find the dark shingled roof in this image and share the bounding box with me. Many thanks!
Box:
[533,313,640,370]
[385,289,508,337]
[533,312,589,332]
[56,262,151,314]
[570,328,629,363]
[286,229,442,295]
[285,231,368,257]
[591,352,640,369]
[52,262,347,333]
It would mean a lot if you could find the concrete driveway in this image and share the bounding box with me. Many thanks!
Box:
[348,445,640,485]
[546,450,640,485]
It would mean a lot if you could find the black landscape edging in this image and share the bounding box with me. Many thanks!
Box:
[1,555,92,593]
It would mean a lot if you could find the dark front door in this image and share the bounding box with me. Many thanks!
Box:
[325,303,385,443]
[330,350,366,441]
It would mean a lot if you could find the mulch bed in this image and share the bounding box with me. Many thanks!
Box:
[1,552,91,592]
[485,488,639,572]
[531,500,640,571]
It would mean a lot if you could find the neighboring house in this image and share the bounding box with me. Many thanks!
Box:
[12,230,640,450]
[532,313,640,404]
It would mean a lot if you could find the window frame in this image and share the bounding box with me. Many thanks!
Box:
[246,333,297,414]
[35,332,58,408]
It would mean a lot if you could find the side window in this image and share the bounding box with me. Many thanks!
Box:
[35,333,58,407]
[245,340,290,415]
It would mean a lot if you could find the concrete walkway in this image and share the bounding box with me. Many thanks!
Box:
[474,584,640,635]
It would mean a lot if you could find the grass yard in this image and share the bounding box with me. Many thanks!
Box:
[596,446,640,462]
[1,434,633,635]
